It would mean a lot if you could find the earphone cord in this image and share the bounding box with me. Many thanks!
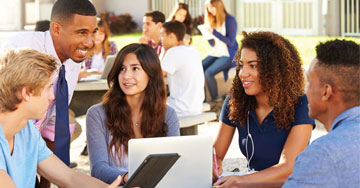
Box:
[245,112,255,172]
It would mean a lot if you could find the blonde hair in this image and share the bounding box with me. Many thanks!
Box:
[0,49,57,112]
[86,19,112,59]
[205,0,227,28]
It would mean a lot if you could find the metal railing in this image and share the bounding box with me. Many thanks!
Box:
[238,0,318,35]
[150,0,206,19]
[341,0,360,37]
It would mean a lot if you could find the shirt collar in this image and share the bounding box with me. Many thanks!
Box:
[330,106,360,131]
[44,31,61,65]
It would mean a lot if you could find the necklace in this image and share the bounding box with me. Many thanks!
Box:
[135,122,139,126]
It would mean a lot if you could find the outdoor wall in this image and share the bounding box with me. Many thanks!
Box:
[104,0,148,30]
[0,0,23,30]
[91,0,105,16]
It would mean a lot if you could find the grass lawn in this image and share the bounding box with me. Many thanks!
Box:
[111,32,360,67]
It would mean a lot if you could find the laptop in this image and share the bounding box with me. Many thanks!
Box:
[79,55,116,82]
[121,153,180,188]
[100,55,116,79]
[128,135,213,188]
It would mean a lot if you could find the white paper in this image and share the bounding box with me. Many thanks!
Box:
[197,24,214,40]
[220,170,256,177]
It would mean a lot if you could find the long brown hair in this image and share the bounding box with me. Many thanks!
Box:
[86,19,112,58]
[169,3,192,35]
[229,31,305,130]
[205,0,227,28]
[102,43,168,164]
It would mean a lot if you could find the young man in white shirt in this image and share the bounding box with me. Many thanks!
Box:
[161,21,205,117]
[0,49,121,188]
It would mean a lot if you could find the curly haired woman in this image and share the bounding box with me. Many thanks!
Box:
[213,31,315,185]
[86,44,180,184]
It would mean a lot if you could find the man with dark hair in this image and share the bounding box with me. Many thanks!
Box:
[160,21,205,117]
[282,39,360,188]
[139,10,165,56]
[1,0,98,187]
[215,39,360,188]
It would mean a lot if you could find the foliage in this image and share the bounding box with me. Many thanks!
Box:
[101,11,137,35]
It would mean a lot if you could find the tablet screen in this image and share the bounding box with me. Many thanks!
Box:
[123,153,180,188]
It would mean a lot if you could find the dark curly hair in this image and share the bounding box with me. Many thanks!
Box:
[102,43,168,164]
[315,39,360,106]
[229,31,305,130]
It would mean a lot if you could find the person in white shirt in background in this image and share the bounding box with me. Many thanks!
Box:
[160,21,205,117]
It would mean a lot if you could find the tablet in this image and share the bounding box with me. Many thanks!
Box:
[122,153,180,188]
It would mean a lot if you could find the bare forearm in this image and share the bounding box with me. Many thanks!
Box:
[67,171,108,188]
[236,181,285,188]
[238,163,292,182]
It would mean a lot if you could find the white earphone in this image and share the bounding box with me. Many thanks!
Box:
[245,111,255,172]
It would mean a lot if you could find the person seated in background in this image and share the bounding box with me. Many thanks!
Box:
[35,20,50,32]
[215,39,360,188]
[0,49,121,188]
[86,43,180,185]
[160,21,205,117]
[78,18,118,80]
[167,2,192,45]
[139,11,165,56]
[213,31,315,184]
[202,0,238,101]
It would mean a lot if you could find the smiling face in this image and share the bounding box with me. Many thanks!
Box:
[238,48,264,96]
[52,14,98,63]
[118,53,150,99]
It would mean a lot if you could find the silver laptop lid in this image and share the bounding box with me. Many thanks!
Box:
[128,135,212,188]
[100,55,116,79]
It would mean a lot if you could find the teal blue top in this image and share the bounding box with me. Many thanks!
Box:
[0,121,52,187]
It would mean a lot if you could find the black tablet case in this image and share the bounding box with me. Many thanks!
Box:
[123,153,180,188]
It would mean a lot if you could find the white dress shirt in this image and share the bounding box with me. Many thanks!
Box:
[1,31,82,131]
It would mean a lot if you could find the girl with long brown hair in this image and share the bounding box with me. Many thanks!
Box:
[202,0,238,101]
[168,2,193,44]
[213,31,315,186]
[86,43,180,184]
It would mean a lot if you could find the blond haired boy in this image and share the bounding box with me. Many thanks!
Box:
[0,49,121,187]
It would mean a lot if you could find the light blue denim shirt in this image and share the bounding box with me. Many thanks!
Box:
[283,106,360,188]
